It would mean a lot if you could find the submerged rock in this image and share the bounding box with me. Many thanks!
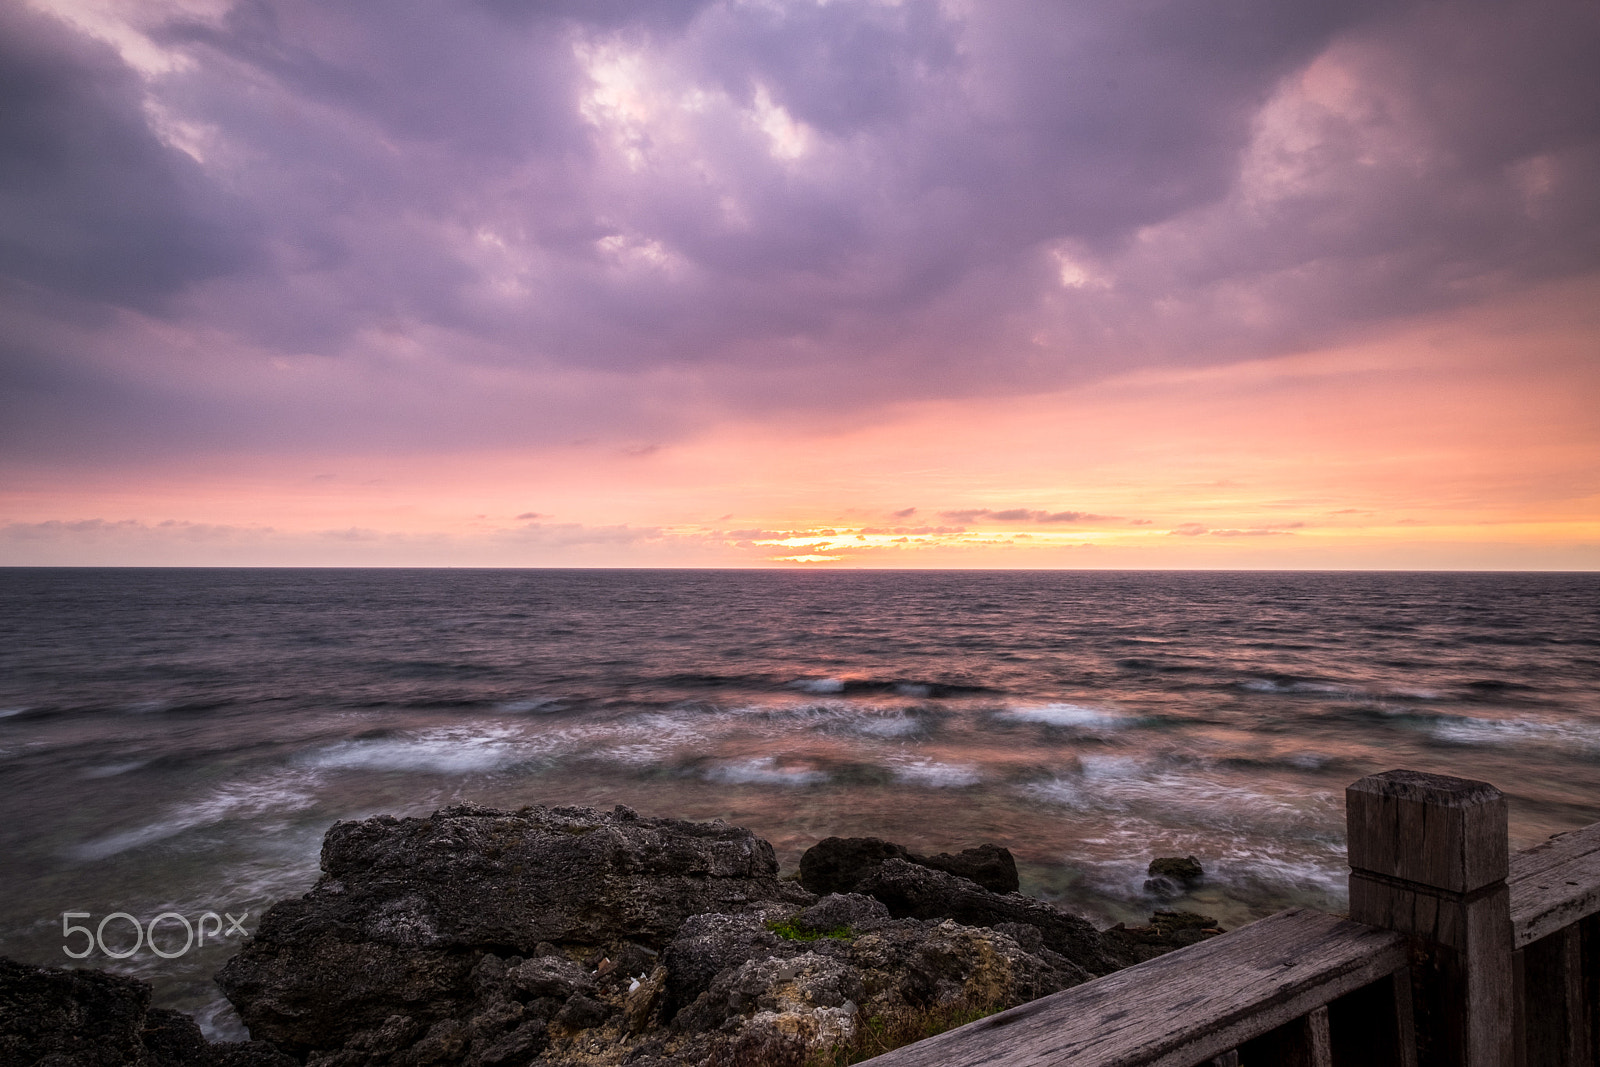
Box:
[795,837,1022,896]
[1144,855,1205,897]
[1105,910,1226,964]
[912,844,1020,894]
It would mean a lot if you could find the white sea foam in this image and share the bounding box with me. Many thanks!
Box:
[1429,715,1600,752]
[584,712,705,765]
[306,725,529,773]
[74,773,321,860]
[703,757,827,786]
[1240,679,1356,697]
[82,761,148,779]
[1003,703,1123,728]
[0,706,27,719]
[1024,755,1338,830]
[894,683,931,697]
[850,713,923,738]
[495,699,562,714]
[795,678,846,694]
[891,759,981,788]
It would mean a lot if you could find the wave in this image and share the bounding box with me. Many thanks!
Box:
[1425,714,1600,753]
[999,703,1125,729]
[304,724,532,773]
[494,698,565,714]
[789,676,995,698]
[1240,678,1451,703]
[889,758,981,788]
[1023,755,1339,829]
[702,757,827,787]
[81,761,150,779]
[73,772,322,860]
[1023,756,1346,908]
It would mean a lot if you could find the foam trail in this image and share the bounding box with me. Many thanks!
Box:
[73,773,321,860]
[891,758,981,788]
[704,757,827,786]
[305,725,529,773]
[1003,703,1123,728]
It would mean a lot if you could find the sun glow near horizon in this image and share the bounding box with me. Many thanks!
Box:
[5,275,1597,570]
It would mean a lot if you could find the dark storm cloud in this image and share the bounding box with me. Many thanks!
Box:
[1,0,1597,458]
[0,3,258,309]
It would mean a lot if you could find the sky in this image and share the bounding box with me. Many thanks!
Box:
[1,0,1597,568]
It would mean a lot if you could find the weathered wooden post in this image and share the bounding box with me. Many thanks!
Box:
[1346,770,1515,1067]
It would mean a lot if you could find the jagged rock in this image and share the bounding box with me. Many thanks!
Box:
[1144,855,1205,897]
[553,993,610,1031]
[912,844,1021,894]
[508,955,596,1000]
[212,1041,304,1067]
[797,837,1022,897]
[199,808,1225,1066]
[673,951,863,1034]
[1105,910,1226,964]
[661,908,808,1021]
[0,956,295,1067]
[144,1008,213,1067]
[797,893,891,934]
[218,804,811,1053]
[0,956,152,1066]
[852,859,1131,974]
[797,836,911,895]
[847,918,1090,1010]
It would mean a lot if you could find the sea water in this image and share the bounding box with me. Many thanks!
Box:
[1,568,1597,1037]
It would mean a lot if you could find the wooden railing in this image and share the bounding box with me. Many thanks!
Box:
[861,769,1600,1066]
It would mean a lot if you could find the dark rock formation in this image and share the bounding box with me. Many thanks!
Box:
[796,836,910,895]
[5,809,1230,1067]
[0,956,294,1067]
[0,805,1244,1067]
[1144,855,1205,897]
[913,844,1020,894]
[851,859,1132,975]
[796,837,1021,896]
[217,803,810,1054]
[1106,910,1226,964]
[796,893,891,935]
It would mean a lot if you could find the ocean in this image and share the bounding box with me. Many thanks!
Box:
[1,568,1597,1038]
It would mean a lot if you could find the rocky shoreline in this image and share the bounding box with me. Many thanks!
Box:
[1,804,1221,1066]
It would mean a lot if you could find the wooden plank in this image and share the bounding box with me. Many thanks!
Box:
[857,909,1407,1067]
[1510,823,1600,948]
[1238,1005,1331,1067]
[1522,924,1594,1067]
[1584,915,1600,1067]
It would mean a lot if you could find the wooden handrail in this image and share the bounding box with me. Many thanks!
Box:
[1509,820,1600,949]
[857,908,1407,1067]
[858,770,1600,1067]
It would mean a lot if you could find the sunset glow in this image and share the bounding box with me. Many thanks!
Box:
[3,1,1597,568]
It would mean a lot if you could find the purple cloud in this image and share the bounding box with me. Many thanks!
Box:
[1,0,1596,461]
